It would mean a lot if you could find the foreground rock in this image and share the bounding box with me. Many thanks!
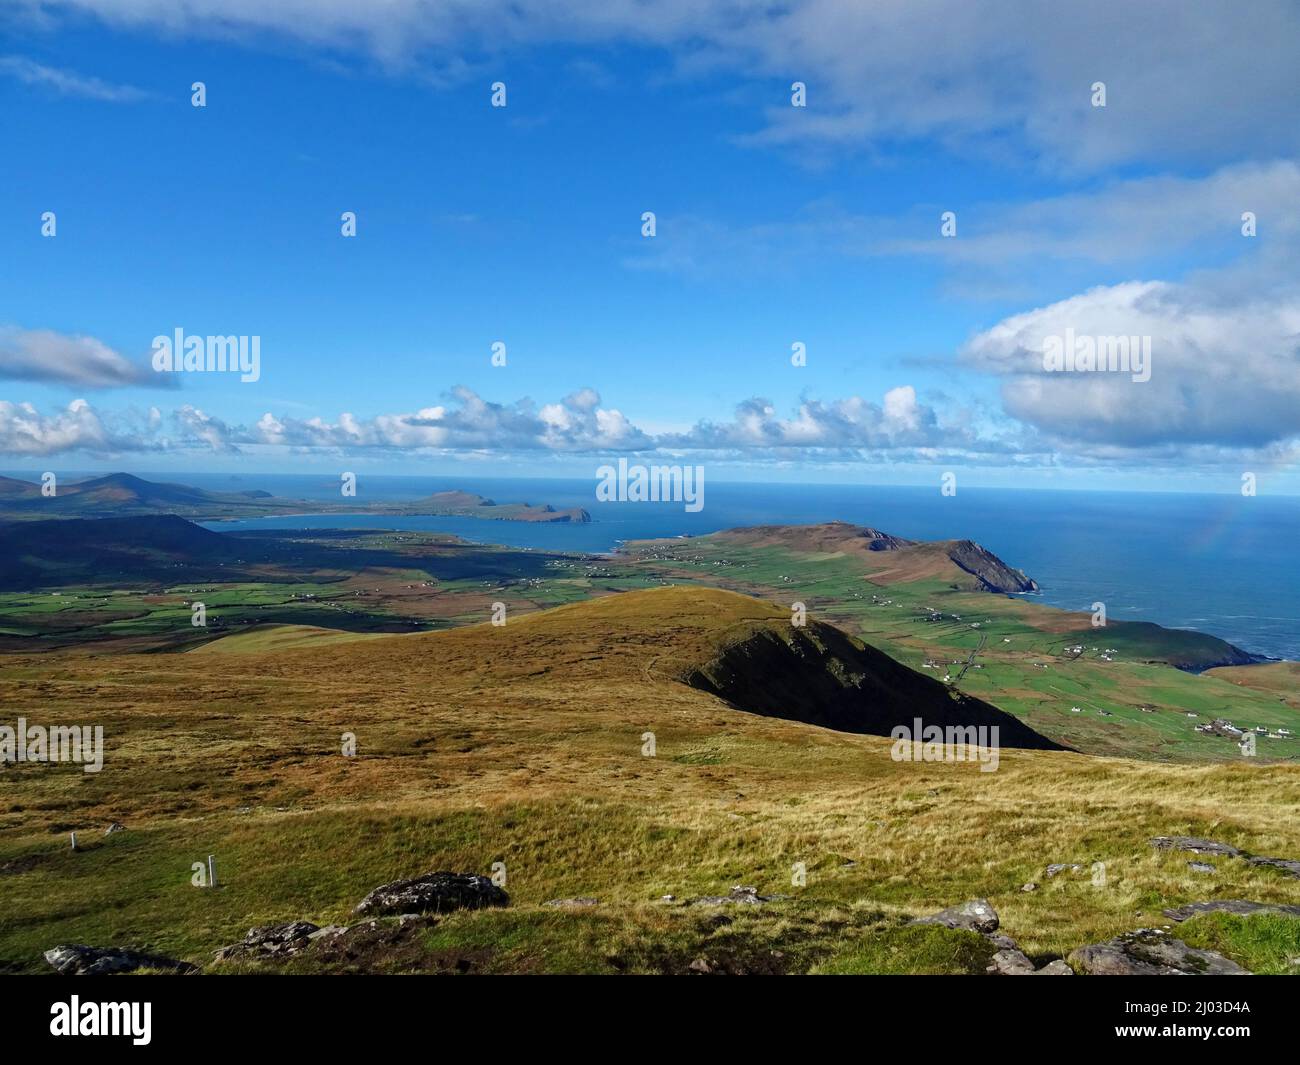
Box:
[1150,837,1241,858]
[690,885,783,907]
[1246,856,1300,878]
[913,899,1071,975]
[1150,837,1300,879]
[214,921,325,961]
[1163,899,1300,922]
[355,872,508,916]
[45,945,198,976]
[987,948,1036,975]
[912,898,1000,934]
[1068,929,1250,975]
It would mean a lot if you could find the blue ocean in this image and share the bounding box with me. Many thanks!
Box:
[179,474,1298,661]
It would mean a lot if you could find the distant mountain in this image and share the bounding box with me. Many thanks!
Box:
[0,473,278,516]
[0,473,591,523]
[0,514,263,589]
[703,521,1038,594]
[0,475,41,499]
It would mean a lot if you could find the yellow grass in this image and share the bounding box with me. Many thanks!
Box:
[2,587,1297,973]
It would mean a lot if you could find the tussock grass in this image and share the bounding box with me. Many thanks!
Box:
[2,587,1297,974]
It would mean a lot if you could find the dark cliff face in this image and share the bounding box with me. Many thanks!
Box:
[940,539,1039,593]
[706,522,1036,594]
[682,620,1067,751]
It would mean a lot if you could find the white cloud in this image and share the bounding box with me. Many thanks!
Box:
[963,281,1300,448]
[0,56,147,101]
[24,1,1300,168]
[0,398,136,455]
[3,373,1294,470]
[0,327,163,388]
[628,161,1300,282]
[0,385,1003,461]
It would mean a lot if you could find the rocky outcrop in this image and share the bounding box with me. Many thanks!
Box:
[214,921,330,961]
[912,898,1000,935]
[1246,856,1300,878]
[911,899,1071,975]
[1163,899,1300,922]
[1068,928,1249,975]
[1151,836,1241,858]
[689,885,783,907]
[354,871,508,916]
[44,944,198,976]
[1151,837,1300,878]
[940,539,1039,593]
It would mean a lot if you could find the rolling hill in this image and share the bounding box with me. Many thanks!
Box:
[658,521,1039,593]
[0,514,263,589]
[1,584,1296,975]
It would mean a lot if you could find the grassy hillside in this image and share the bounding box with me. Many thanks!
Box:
[618,531,1294,762]
[1,588,1297,975]
[1,516,1293,763]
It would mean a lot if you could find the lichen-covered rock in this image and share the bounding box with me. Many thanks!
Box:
[354,872,508,916]
[911,898,999,934]
[1150,837,1241,858]
[45,944,198,976]
[690,885,782,906]
[987,948,1036,975]
[1163,899,1300,922]
[214,921,321,961]
[1068,928,1250,975]
[1245,856,1300,879]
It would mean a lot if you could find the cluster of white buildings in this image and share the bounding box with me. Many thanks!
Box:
[1194,718,1293,739]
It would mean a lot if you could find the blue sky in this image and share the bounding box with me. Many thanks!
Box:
[2,1,1299,492]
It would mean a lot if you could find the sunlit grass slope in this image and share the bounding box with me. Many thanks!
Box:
[2,587,1297,974]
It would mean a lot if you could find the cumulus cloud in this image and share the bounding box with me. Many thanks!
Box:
[2,372,1292,469]
[0,398,144,456]
[0,56,147,101]
[23,1,1300,169]
[0,327,165,388]
[662,387,953,453]
[963,281,1300,449]
[240,387,655,453]
[0,385,1012,462]
[173,404,239,452]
